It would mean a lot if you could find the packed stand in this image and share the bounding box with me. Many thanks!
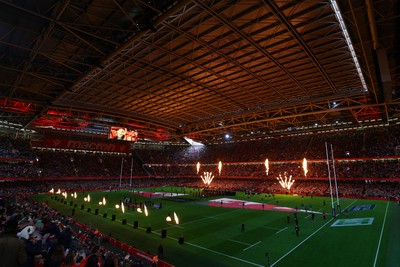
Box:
[0,182,151,267]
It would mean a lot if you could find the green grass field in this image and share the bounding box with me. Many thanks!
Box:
[31,187,400,267]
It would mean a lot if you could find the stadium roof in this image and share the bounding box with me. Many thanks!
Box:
[0,0,399,144]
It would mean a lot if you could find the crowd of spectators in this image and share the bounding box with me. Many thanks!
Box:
[135,126,400,164]
[0,181,151,267]
[0,136,35,159]
[33,151,148,178]
[0,126,398,181]
[143,158,399,180]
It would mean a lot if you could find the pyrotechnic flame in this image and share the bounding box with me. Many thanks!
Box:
[115,204,120,209]
[50,188,54,193]
[99,202,103,205]
[196,162,200,174]
[137,207,142,213]
[174,212,179,224]
[166,215,172,222]
[121,202,125,213]
[265,158,269,175]
[74,192,77,199]
[144,204,148,216]
[84,197,87,201]
[63,192,67,199]
[71,193,74,197]
[303,158,308,177]
[103,197,106,205]
[218,161,222,175]
[276,172,295,190]
[200,172,215,185]
[87,194,90,202]
[56,189,61,194]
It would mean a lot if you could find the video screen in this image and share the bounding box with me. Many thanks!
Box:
[109,127,138,142]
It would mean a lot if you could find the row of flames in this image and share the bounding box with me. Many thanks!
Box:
[196,158,308,189]
[196,158,308,177]
[195,158,308,183]
[49,189,180,224]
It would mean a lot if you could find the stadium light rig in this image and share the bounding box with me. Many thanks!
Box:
[330,0,367,92]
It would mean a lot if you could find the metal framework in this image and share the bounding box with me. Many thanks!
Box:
[0,0,398,143]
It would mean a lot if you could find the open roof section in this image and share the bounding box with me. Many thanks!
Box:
[0,0,398,143]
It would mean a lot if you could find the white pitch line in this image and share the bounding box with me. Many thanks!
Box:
[262,225,282,231]
[243,241,261,251]
[151,228,263,266]
[270,199,358,267]
[373,201,389,267]
[271,218,334,267]
[158,209,244,231]
[176,216,212,226]
[304,208,323,219]
[98,214,261,266]
[276,227,287,234]
[185,240,264,267]
[228,239,252,246]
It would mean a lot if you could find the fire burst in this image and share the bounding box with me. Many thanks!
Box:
[200,172,215,186]
[265,158,269,175]
[303,158,308,177]
[174,212,179,224]
[277,172,295,190]
[196,162,201,174]
[218,161,222,175]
